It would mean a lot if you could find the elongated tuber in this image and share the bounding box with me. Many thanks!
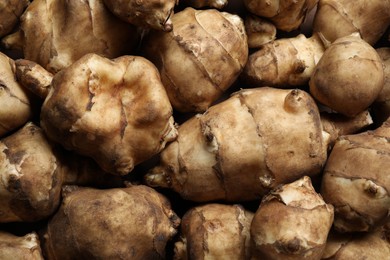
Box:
[242,33,325,88]
[251,176,334,260]
[0,231,44,260]
[146,87,330,202]
[321,119,390,232]
[143,7,248,112]
[174,204,253,259]
[42,185,180,260]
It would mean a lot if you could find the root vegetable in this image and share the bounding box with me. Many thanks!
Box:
[143,7,248,112]
[309,33,384,117]
[242,33,325,88]
[0,0,29,37]
[0,231,43,260]
[313,0,390,46]
[245,14,277,49]
[321,119,390,233]
[243,0,318,32]
[174,204,253,259]
[145,87,330,202]
[251,176,334,260]
[2,0,137,73]
[0,52,35,138]
[102,0,177,31]
[42,185,180,260]
[182,0,228,9]
[40,53,177,176]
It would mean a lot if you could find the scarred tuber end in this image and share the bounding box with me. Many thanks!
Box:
[284,89,306,113]
[144,167,171,188]
[163,19,173,32]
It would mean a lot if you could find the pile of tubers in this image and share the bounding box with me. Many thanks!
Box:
[0,0,389,259]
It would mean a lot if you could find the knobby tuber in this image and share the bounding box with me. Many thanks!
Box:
[174,204,253,259]
[2,0,137,73]
[146,87,330,202]
[313,0,390,45]
[243,0,318,32]
[244,14,277,49]
[143,7,248,112]
[40,54,177,176]
[310,33,384,117]
[0,0,29,37]
[251,176,334,260]
[42,185,180,260]
[242,33,325,88]
[0,231,44,260]
[321,119,390,233]
[103,0,177,31]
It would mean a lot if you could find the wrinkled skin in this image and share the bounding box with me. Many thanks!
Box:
[103,0,177,31]
[0,231,44,260]
[174,204,253,259]
[7,0,137,73]
[41,54,177,176]
[146,88,330,202]
[251,176,334,260]
[310,34,384,117]
[0,52,35,138]
[321,119,390,233]
[42,185,180,260]
[243,0,318,32]
[0,0,29,37]
[143,7,248,113]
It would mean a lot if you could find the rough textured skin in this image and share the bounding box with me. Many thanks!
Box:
[309,34,384,117]
[251,176,334,260]
[245,14,277,49]
[313,0,390,45]
[242,34,325,88]
[0,231,44,260]
[41,54,177,176]
[183,0,228,9]
[143,7,248,112]
[322,228,390,259]
[10,0,137,73]
[0,52,34,137]
[243,0,318,32]
[145,88,329,202]
[321,119,390,233]
[372,48,390,125]
[0,0,29,37]
[103,0,177,31]
[174,204,253,260]
[0,122,65,222]
[42,185,180,260]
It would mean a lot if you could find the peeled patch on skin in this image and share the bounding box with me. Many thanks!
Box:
[41,54,177,176]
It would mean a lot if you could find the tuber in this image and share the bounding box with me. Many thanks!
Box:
[174,203,253,259]
[143,7,248,112]
[0,0,29,38]
[309,33,384,117]
[321,119,390,233]
[146,87,330,202]
[41,185,180,260]
[102,0,177,31]
[182,0,228,9]
[0,231,44,260]
[251,176,334,260]
[242,33,325,88]
[245,14,277,49]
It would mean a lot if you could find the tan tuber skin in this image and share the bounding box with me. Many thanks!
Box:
[40,53,177,176]
[321,119,390,233]
[0,122,122,223]
[42,185,180,260]
[145,87,330,202]
[242,33,325,88]
[182,0,228,9]
[310,33,384,117]
[0,52,35,137]
[174,204,254,260]
[103,0,177,31]
[0,231,44,260]
[2,0,138,73]
[243,0,318,32]
[245,14,277,49]
[251,176,334,260]
[143,7,248,113]
[0,0,29,37]
[313,0,390,46]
